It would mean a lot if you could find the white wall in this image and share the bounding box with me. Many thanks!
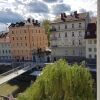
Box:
[86,39,96,59]
[0,42,11,60]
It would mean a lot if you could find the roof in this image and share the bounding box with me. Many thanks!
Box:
[91,17,97,23]
[51,12,89,24]
[9,18,40,28]
[0,32,9,38]
[84,23,96,39]
[0,32,10,42]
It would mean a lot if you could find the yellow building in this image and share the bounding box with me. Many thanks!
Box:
[9,18,48,61]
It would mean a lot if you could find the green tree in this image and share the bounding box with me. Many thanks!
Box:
[42,19,51,46]
[17,59,94,100]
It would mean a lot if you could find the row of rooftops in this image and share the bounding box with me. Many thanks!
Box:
[9,18,40,28]
[0,23,96,40]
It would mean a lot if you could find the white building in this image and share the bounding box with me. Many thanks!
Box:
[50,11,90,62]
[85,23,96,64]
[0,32,11,62]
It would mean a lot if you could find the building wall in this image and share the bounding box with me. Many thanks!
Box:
[86,39,96,59]
[50,20,87,61]
[0,34,11,62]
[9,21,48,61]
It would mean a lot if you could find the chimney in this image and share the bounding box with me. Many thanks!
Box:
[27,18,31,23]
[32,19,34,23]
[61,13,66,22]
[74,11,79,19]
[63,13,67,18]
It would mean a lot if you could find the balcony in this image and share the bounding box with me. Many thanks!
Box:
[50,28,57,32]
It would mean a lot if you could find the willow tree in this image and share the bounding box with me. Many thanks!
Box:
[17,59,94,100]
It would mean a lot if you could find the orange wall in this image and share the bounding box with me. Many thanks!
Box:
[9,25,48,61]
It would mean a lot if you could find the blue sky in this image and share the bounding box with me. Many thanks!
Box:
[0,0,97,31]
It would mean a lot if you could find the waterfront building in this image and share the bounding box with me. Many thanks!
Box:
[50,11,90,62]
[84,23,96,64]
[9,18,48,61]
[0,32,11,62]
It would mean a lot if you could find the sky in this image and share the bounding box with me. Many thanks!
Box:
[0,0,97,32]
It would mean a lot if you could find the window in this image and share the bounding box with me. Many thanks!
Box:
[25,43,27,46]
[6,50,7,53]
[24,30,26,33]
[94,40,96,44]
[59,33,60,38]
[72,40,74,45]
[25,36,26,40]
[88,40,92,44]
[94,54,96,58]
[72,32,74,37]
[65,25,67,29]
[58,25,60,30]
[88,48,92,52]
[16,37,18,40]
[2,50,4,54]
[65,32,67,37]
[17,43,19,46]
[9,50,10,53]
[73,50,75,55]
[89,54,92,58]
[20,37,22,40]
[12,37,14,40]
[79,40,81,45]
[12,31,14,34]
[79,23,82,28]
[94,48,96,52]
[72,24,74,28]
[79,31,81,37]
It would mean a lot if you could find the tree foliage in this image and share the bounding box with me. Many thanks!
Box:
[42,19,51,46]
[17,59,94,100]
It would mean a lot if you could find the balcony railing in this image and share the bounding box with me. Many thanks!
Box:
[50,27,85,32]
[50,28,57,32]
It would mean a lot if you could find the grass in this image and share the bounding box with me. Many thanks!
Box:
[0,82,19,96]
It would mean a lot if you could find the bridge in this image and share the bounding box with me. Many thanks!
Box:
[0,62,53,85]
[0,62,96,85]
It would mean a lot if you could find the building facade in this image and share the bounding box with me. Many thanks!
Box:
[9,18,48,61]
[50,11,90,62]
[0,32,11,62]
[85,23,96,64]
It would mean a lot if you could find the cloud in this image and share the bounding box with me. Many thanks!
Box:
[52,3,71,14]
[27,1,49,13]
[79,8,87,13]
[43,0,63,3]
[0,9,24,23]
[79,8,94,16]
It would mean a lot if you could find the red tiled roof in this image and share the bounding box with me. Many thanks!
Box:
[51,12,89,23]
